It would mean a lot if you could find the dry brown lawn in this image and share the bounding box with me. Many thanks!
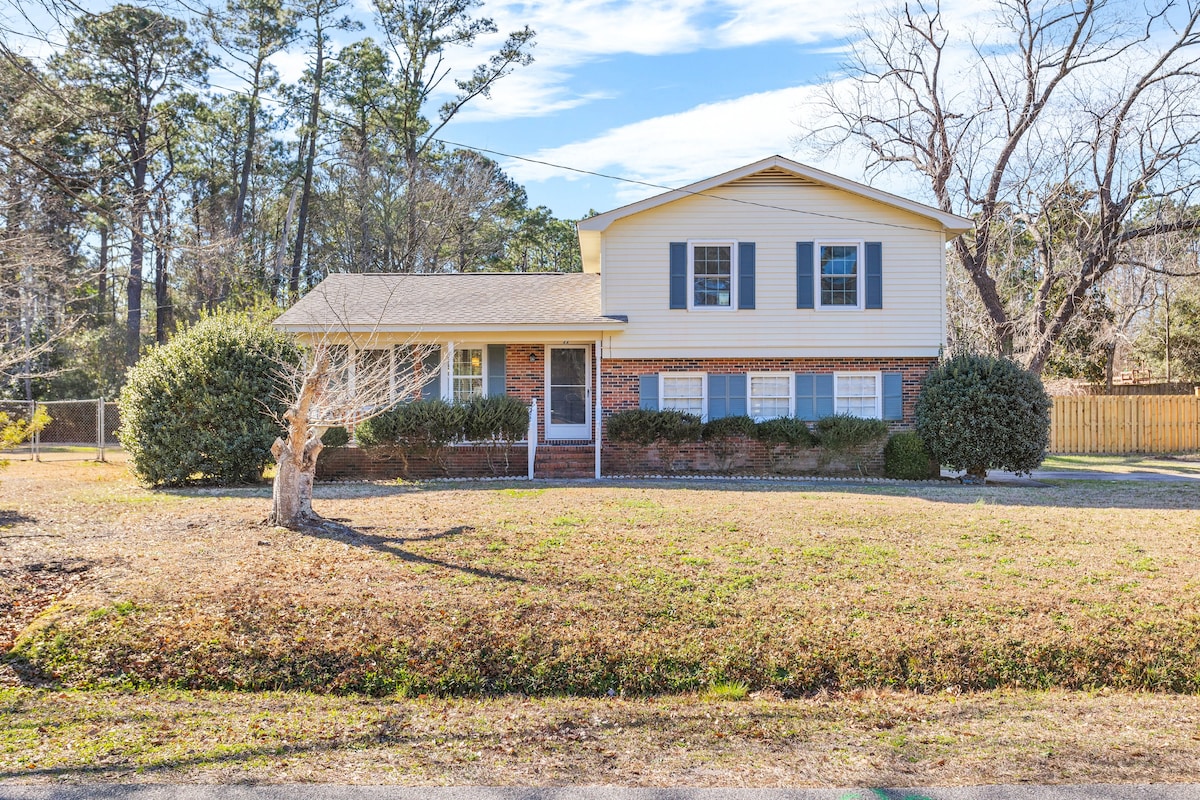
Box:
[2,687,1200,786]
[3,458,1200,695]
[3,458,1200,785]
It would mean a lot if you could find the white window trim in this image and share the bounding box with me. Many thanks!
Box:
[687,240,738,311]
[443,343,489,401]
[834,371,883,419]
[815,241,865,311]
[659,371,708,418]
[747,371,794,422]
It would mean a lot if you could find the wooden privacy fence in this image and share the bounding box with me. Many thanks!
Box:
[1050,395,1200,454]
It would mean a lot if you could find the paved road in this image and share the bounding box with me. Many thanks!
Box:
[2,786,1199,800]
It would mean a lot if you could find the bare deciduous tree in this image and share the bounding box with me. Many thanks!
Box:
[269,281,436,529]
[802,0,1200,372]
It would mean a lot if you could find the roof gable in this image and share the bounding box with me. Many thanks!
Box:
[576,155,973,236]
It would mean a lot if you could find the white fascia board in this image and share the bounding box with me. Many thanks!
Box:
[577,155,974,236]
[274,322,628,335]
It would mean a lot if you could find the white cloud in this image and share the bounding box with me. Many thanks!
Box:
[502,84,829,202]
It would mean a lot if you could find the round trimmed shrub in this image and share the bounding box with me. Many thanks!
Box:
[755,417,816,447]
[915,354,1051,478]
[883,431,935,480]
[321,426,350,448]
[117,314,299,487]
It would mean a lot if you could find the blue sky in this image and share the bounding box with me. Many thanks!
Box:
[391,0,946,220]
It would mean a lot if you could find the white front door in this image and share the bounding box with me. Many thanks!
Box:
[545,345,591,439]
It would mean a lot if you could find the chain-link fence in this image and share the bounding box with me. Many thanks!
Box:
[0,399,121,461]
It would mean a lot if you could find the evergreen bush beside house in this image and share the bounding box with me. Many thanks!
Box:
[915,353,1051,481]
[117,314,299,487]
[884,431,937,480]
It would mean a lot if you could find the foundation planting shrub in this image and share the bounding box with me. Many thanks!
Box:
[320,426,350,448]
[117,314,298,487]
[461,394,530,473]
[607,409,702,472]
[915,354,1051,479]
[884,431,936,479]
[702,415,757,472]
[813,414,890,475]
[754,417,816,447]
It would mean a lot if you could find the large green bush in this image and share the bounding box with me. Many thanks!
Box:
[117,314,298,487]
[915,353,1051,478]
[883,431,936,480]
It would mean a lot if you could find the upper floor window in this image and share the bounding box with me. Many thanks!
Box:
[819,243,861,308]
[690,242,735,309]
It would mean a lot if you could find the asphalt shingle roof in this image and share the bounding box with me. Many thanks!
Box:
[274,272,625,330]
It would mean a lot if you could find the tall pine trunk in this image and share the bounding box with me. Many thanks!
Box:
[289,29,323,300]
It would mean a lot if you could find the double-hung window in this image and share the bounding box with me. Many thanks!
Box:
[818,243,862,308]
[452,347,484,401]
[660,373,706,416]
[748,373,793,421]
[835,372,881,418]
[690,242,735,308]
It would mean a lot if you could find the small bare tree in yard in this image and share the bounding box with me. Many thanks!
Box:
[270,333,436,528]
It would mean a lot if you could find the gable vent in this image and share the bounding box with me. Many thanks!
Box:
[726,167,819,189]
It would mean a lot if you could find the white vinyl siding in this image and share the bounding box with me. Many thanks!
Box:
[599,183,946,358]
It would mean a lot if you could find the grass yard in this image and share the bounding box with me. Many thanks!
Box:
[3,458,1200,786]
[3,458,1200,697]
[1041,452,1200,476]
[3,687,1199,785]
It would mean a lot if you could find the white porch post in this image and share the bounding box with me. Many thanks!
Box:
[594,338,602,479]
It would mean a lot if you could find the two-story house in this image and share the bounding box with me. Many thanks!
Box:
[275,155,973,478]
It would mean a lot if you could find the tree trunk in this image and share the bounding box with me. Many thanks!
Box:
[231,59,263,238]
[269,429,323,529]
[126,128,148,366]
[289,31,323,300]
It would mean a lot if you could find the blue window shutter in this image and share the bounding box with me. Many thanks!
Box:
[421,346,442,400]
[669,242,687,309]
[795,373,815,421]
[865,241,883,309]
[486,344,506,396]
[707,374,747,419]
[639,374,660,410]
[738,242,755,309]
[815,374,835,418]
[728,374,747,416]
[882,372,903,421]
[708,374,728,419]
[796,242,814,309]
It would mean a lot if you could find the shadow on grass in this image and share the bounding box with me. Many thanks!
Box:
[308,521,526,584]
[284,475,1200,512]
[0,509,38,528]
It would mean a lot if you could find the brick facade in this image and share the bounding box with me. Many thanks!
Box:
[320,353,936,480]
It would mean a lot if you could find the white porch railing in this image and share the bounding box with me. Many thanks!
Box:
[527,398,538,480]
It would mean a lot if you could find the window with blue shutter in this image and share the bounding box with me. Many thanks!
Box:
[486,344,506,396]
[421,346,442,401]
[707,374,747,419]
[639,374,659,409]
[796,242,815,309]
[882,372,903,420]
[669,243,687,309]
[865,241,883,309]
[737,243,755,309]
[795,373,834,421]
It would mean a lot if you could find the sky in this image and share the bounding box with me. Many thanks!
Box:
[429,0,889,218]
